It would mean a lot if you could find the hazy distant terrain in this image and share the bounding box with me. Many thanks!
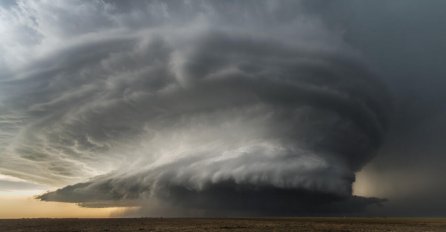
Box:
[1,218,446,232]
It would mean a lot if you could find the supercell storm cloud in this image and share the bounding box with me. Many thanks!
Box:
[0,0,392,215]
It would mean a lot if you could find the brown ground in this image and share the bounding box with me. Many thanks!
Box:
[1,217,446,232]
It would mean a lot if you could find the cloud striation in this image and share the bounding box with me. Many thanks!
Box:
[0,0,390,216]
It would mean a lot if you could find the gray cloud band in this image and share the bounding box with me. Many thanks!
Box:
[0,0,390,215]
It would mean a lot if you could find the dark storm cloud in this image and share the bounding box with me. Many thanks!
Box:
[298,0,446,216]
[0,0,396,215]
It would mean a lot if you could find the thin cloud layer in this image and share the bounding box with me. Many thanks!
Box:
[0,0,391,215]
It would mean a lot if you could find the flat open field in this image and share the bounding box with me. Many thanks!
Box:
[1,217,446,232]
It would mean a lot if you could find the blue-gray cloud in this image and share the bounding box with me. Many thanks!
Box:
[0,0,410,216]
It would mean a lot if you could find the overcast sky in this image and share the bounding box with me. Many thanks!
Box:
[0,0,445,217]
